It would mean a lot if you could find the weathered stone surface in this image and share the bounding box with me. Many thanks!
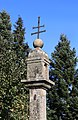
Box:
[21,79,54,89]
[27,48,50,82]
[29,89,46,120]
[33,39,44,48]
[21,46,54,120]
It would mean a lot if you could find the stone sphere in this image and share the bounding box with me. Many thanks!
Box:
[33,39,44,48]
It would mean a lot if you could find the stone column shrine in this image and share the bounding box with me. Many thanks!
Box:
[21,38,54,120]
[21,17,54,120]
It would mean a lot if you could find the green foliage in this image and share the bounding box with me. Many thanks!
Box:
[0,10,12,41]
[13,16,25,44]
[47,34,78,120]
[69,69,78,119]
[0,11,29,119]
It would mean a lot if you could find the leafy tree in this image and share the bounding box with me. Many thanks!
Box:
[0,11,29,120]
[47,34,78,120]
[0,11,15,119]
[0,10,12,41]
[12,16,29,120]
[13,16,25,44]
[69,69,78,119]
[13,16,29,59]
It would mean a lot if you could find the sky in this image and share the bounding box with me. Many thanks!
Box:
[0,0,78,58]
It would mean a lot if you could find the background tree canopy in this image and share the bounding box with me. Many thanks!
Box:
[0,11,29,120]
[47,34,78,120]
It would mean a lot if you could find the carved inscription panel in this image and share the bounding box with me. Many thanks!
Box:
[27,62,43,80]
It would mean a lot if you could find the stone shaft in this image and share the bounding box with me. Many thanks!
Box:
[29,88,46,120]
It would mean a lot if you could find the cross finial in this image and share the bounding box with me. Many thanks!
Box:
[31,16,46,39]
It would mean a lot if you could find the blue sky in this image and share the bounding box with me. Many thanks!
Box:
[0,0,78,58]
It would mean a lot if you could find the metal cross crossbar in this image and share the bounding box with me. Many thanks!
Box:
[31,16,46,39]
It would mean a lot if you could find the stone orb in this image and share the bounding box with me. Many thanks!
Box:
[33,39,44,48]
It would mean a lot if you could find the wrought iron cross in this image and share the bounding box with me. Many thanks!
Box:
[31,16,46,39]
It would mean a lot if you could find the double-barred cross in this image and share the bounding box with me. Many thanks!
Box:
[31,16,46,39]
